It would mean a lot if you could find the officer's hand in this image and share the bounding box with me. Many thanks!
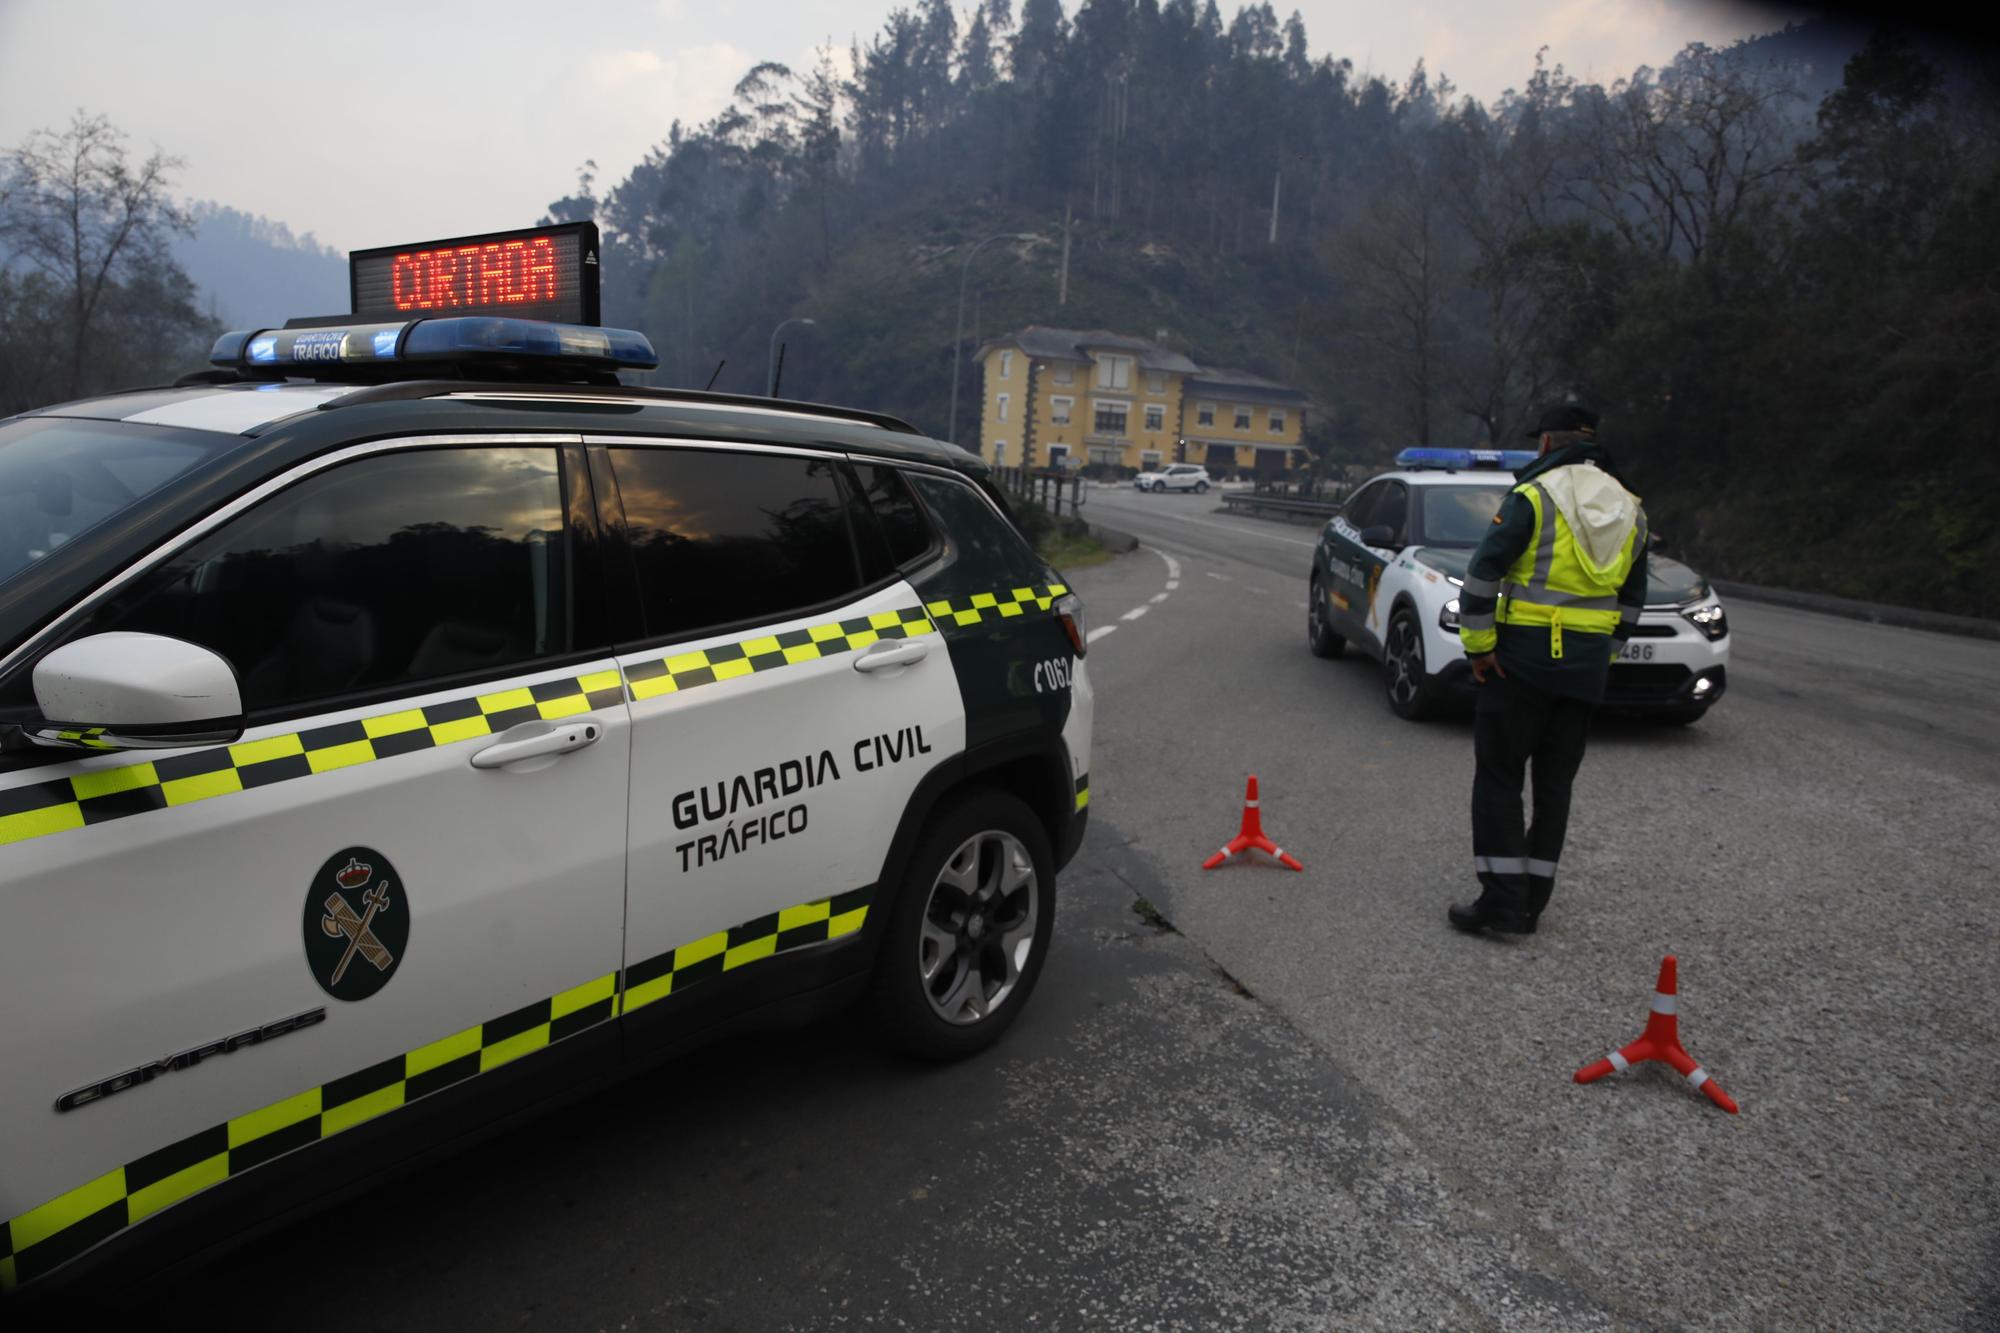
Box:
[1469,653,1505,684]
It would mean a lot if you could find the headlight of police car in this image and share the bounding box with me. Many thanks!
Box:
[1439,597,1461,632]
[1682,602,1728,641]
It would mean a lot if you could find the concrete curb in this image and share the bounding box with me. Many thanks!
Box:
[1083,521,1140,554]
[1712,579,2000,642]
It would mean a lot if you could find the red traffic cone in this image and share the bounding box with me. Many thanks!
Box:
[1574,955,1737,1114]
[1201,775,1303,872]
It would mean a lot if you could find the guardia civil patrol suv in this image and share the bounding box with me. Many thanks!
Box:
[0,223,1092,1296]
[1306,447,1729,722]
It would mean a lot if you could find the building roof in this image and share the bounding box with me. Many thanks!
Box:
[977,326,1201,377]
[977,327,1312,405]
[1184,368,1308,405]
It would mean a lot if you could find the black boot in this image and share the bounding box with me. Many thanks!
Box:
[1447,897,1535,935]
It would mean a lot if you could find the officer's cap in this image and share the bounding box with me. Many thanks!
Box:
[1524,404,1599,438]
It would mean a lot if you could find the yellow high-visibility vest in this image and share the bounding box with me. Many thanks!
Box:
[1495,480,1645,658]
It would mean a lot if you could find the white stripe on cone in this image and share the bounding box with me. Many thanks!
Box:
[1686,1067,1709,1089]
[1607,1050,1630,1072]
[1651,994,1678,1015]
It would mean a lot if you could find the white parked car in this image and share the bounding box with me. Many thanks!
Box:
[1133,464,1210,494]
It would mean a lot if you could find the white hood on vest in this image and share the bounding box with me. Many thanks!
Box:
[1541,463,1639,577]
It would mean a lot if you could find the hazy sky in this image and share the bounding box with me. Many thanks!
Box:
[0,0,1802,253]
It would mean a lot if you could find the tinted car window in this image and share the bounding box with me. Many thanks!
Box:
[1371,482,1410,542]
[861,464,936,569]
[77,447,566,716]
[1419,485,1507,547]
[611,447,863,640]
[906,472,1045,588]
[1343,482,1383,527]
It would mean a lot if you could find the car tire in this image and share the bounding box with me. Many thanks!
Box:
[1383,609,1438,721]
[1307,576,1346,659]
[866,787,1056,1060]
[1195,480,1209,494]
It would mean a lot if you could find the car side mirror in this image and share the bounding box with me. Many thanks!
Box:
[1358,524,1399,549]
[27,632,244,752]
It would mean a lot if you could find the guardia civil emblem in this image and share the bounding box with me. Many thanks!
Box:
[303,847,409,1001]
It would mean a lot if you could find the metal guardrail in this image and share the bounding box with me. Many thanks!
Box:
[1219,492,1342,524]
[994,465,1087,518]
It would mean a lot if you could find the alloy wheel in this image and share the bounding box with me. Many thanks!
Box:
[918,830,1039,1025]
[1386,618,1423,708]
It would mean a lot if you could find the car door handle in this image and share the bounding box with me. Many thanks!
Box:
[853,640,930,673]
[470,718,603,770]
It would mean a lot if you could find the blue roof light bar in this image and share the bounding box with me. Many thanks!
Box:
[211,316,658,374]
[1396,447,1539,472]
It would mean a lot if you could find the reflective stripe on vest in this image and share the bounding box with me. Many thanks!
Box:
[1496,482,1636,658]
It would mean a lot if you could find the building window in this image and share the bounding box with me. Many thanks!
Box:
[1147,372,1166,394]
[1141,450,1162,469]
[993,440,1008,464]
[1053,362,1075,385]
[1269,409,1286,432]
[1197,402,1215,427]
[1093,401,1129,436]
[1000,350,1013,379]
[1234,406,1252,430]
[1095,355,1133,390]
[1088,446,1122,466]
[997,392,1010,423]
[1144,404,1165,432]
[1051,396,1073,425]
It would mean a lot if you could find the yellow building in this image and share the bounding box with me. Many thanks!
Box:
[974,326,1307,477]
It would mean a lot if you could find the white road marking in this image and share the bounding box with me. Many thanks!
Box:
[1246,586,1270,596]
[1166,580,1180,591]
[1207,571,1232,582]
[1120,606,1150,622]
[1086,625,1118,644]
[1150,592,1170,604]
[1158,550,1183,581]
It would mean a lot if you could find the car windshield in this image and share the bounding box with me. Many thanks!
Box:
[1420,484,1508,547]
[0,416,234,592]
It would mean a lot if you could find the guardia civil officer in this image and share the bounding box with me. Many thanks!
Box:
[1448,404,1647,935]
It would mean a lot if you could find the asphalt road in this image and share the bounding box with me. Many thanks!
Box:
[1071,482,2000,1328]
[132,484,1998,1330]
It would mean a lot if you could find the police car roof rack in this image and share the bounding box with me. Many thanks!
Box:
[316,379,923,435]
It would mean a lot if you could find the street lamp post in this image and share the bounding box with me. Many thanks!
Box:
[948,233,1035,449]
[767,317,815,397]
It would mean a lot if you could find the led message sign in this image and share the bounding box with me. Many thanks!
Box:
[349,221,600,326]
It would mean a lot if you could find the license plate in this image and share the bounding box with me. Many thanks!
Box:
[1617,642,1655,662]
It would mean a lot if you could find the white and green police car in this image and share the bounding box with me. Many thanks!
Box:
[1306,447,1729,722]
[0,223,1092,1296]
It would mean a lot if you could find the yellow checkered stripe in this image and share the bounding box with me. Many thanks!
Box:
[620,886,872,1013]
[624,606,937,702]
[0,888,872,1291]
[0,669,627,851]
[923,582,1068,629]
[0,585,1061,853]
[1074,771,1090,812]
